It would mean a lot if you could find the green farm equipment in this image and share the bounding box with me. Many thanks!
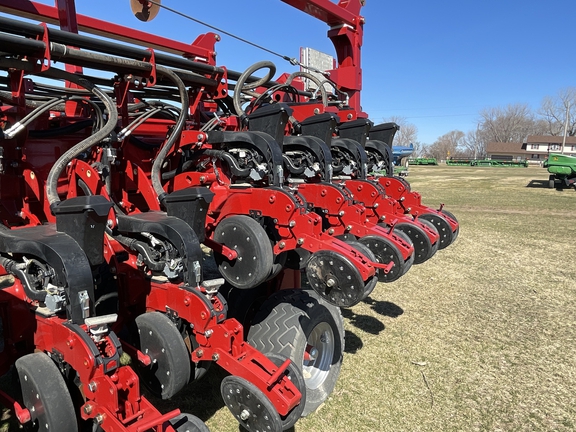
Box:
[446,159,528,167]
[408,158,438,165]
[544,153,576,189]
[445,158,474,166]
[474,159,528,167]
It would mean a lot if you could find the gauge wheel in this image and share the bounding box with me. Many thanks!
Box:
[248,289,344,417]
[213,215,274,289]
[15,352,78,432]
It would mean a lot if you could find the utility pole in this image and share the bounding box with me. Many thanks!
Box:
[561,101,571,154]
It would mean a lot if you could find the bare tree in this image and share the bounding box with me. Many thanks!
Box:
[427,130,465,160]
[411,141,427,157]
[383,116,418,147]
[539,87,576,136]
[462,129,486,158]
[478,103,540,143]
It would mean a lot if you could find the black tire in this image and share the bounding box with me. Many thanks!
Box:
[167,413,210,432]
[134,312,191,399]
[345,240,379,299]
[440,209,459,243]
[247,289,344,417]
[265,353,306,429]
[549,175,556,189]
[393,230,415,276]
[213,215,273,289]
[358,233,413,283]
[221,376,282,432]
[415,218,440,258]
[16,352,78,432]
[417,212,454,250]
[393,221,435,264]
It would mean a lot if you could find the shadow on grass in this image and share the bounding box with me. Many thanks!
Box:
[527,179,575,191]
[341,308,385,335]
[148,366,227,423]
[526,179,550,188]
[362,297,404,318]
[343,330,363,354]
[241,426,294,432]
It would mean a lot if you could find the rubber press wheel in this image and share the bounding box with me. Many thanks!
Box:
[167,413,210,432]
[134,312,191,399]
[221,376,282,432]
[305,250,366,307]
[265,353,307,429]
[357,234,412,283]
[248,289,344,417]
[214,215,274,289]
[440,209,460,243]
[417,218,441,257]
[15,352,78,432]
[345,240,379,299]
[418,212,454,250]
[393,220,437,264]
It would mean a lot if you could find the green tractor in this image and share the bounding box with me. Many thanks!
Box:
[543,153,576,189]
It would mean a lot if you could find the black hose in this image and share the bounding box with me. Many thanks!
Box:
[233,61,276,117]
[28,119,94,138]
[45,72,118,207]
[0,256,46,302]
[106,228,165,272]
[150,65,189,204]
[286,71,328,106]
[3,97,64,138]
[129,135,162,151]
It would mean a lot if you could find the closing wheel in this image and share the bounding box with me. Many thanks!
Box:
[265,353,306,430]
[440,209,459,243]
[306,250,365,307]
[345,240,379,299]
[248,289,344,417]
[357,234,410,283]
[15,352,78,432]
[417,213,454,250]
[417,218,440,257]
[221,376,282,432]
[393,221,436,264]
[134,312,191,399]
[167,413,210,432]
[214,215,273,289]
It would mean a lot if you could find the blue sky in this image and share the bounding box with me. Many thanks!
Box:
[21,1,576,143]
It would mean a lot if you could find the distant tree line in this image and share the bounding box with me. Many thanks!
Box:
[383,87,576,160]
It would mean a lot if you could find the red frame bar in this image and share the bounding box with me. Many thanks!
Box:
[0,0,216,63]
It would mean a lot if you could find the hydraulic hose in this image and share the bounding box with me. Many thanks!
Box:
[161,148,252,181]
[105,228,165,271]
[150,65,190,204]
[233,61,277,117]
[286,71,329,106]
[0,256,47,302]
[3,97,64,139]
[45,72,118,207]
[28,119,95,138]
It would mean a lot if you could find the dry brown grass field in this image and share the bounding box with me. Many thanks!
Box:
[2,165,575,431]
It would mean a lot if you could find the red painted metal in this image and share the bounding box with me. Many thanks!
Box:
[0,1,456,429]
[375,176,459,232]
[0,0,218,62]
[281,0,365,114]
[343,178,441,243]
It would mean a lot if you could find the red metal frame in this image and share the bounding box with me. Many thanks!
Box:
[0,0,218,63]
[281,0,365,114]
